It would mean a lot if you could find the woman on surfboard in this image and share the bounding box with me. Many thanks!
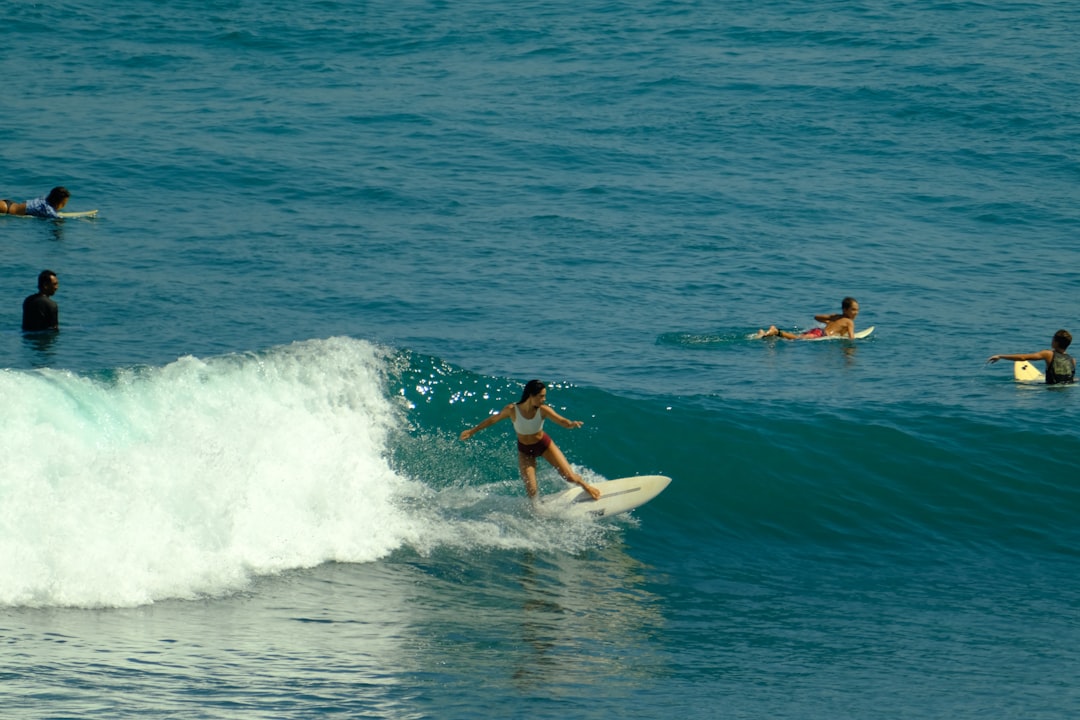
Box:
[756,296,859,339]
[1,186,70,218]
[459,379,601,502]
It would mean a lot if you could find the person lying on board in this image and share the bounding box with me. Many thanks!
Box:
[756,296,860,339]
[1,186,70,218]
[987,329,1076,385]
[459,379,601,502]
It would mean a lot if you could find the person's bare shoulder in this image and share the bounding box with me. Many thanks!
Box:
[825,317,854,336]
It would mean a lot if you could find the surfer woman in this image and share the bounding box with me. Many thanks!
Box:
[1,187,70,218]
[459,379,601,502]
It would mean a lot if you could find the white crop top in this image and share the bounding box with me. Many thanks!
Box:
[511,404,544,434]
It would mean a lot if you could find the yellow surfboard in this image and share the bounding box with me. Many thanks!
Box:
[1013,361,1044,383]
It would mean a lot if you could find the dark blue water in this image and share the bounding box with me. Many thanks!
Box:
[3,1,1079,717]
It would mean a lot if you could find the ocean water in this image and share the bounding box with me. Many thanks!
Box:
[3,0,1079,717]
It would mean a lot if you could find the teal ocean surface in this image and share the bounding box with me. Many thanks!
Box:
[3,1,1079,717]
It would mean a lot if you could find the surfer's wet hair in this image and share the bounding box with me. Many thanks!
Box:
[1053,330,1072,350]
[45,187,70,209]
[842,296,858,311]
[519,379,546,404]
[37,269,57,291]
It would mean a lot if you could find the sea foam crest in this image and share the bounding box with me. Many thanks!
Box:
[0,337,420,608]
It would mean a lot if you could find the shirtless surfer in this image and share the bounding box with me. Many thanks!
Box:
[757,297,859,340]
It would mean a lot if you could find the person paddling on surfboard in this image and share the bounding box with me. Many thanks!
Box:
[1,187,70,218]
[987,329,1076,385]
[756,296,859,340]
[459,379,602,502]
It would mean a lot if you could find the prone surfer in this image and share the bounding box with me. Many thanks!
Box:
[1,186,70,218]
[987,329,1076,385]
[757,296,859,339]
[459,379,601,502]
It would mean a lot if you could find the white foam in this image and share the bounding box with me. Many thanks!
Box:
[0,338,425,607]
[0,338,623,608]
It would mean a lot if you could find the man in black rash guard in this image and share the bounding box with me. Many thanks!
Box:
[22,270,60,332]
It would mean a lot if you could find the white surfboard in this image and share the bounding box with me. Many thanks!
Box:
[6,209,98,219]
[750,325,874,341]
[539,475,671,519]
[1014,360,1044,383]
[805,326,875,341]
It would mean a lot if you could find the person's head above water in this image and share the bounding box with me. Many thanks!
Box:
[37,269,59,295]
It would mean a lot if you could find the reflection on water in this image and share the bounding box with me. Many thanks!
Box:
[1,563,424,719]
[510,545,668,692]
[0,535,671,718]
[21,330,59,367]
[389,540,669,703]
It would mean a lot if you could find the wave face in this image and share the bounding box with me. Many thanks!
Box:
[392,346,1080,570]
[4,338,1078,611]
[0,340,638,608]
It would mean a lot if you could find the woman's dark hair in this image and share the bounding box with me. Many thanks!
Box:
[519,379,546,404]
[45,186,70,209]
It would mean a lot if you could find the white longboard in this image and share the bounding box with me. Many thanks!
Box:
[1014,361,1044,383]
[539,475,671,519]
[752,326,874,341]
[6,209,98,219]
[804,325,875,341]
